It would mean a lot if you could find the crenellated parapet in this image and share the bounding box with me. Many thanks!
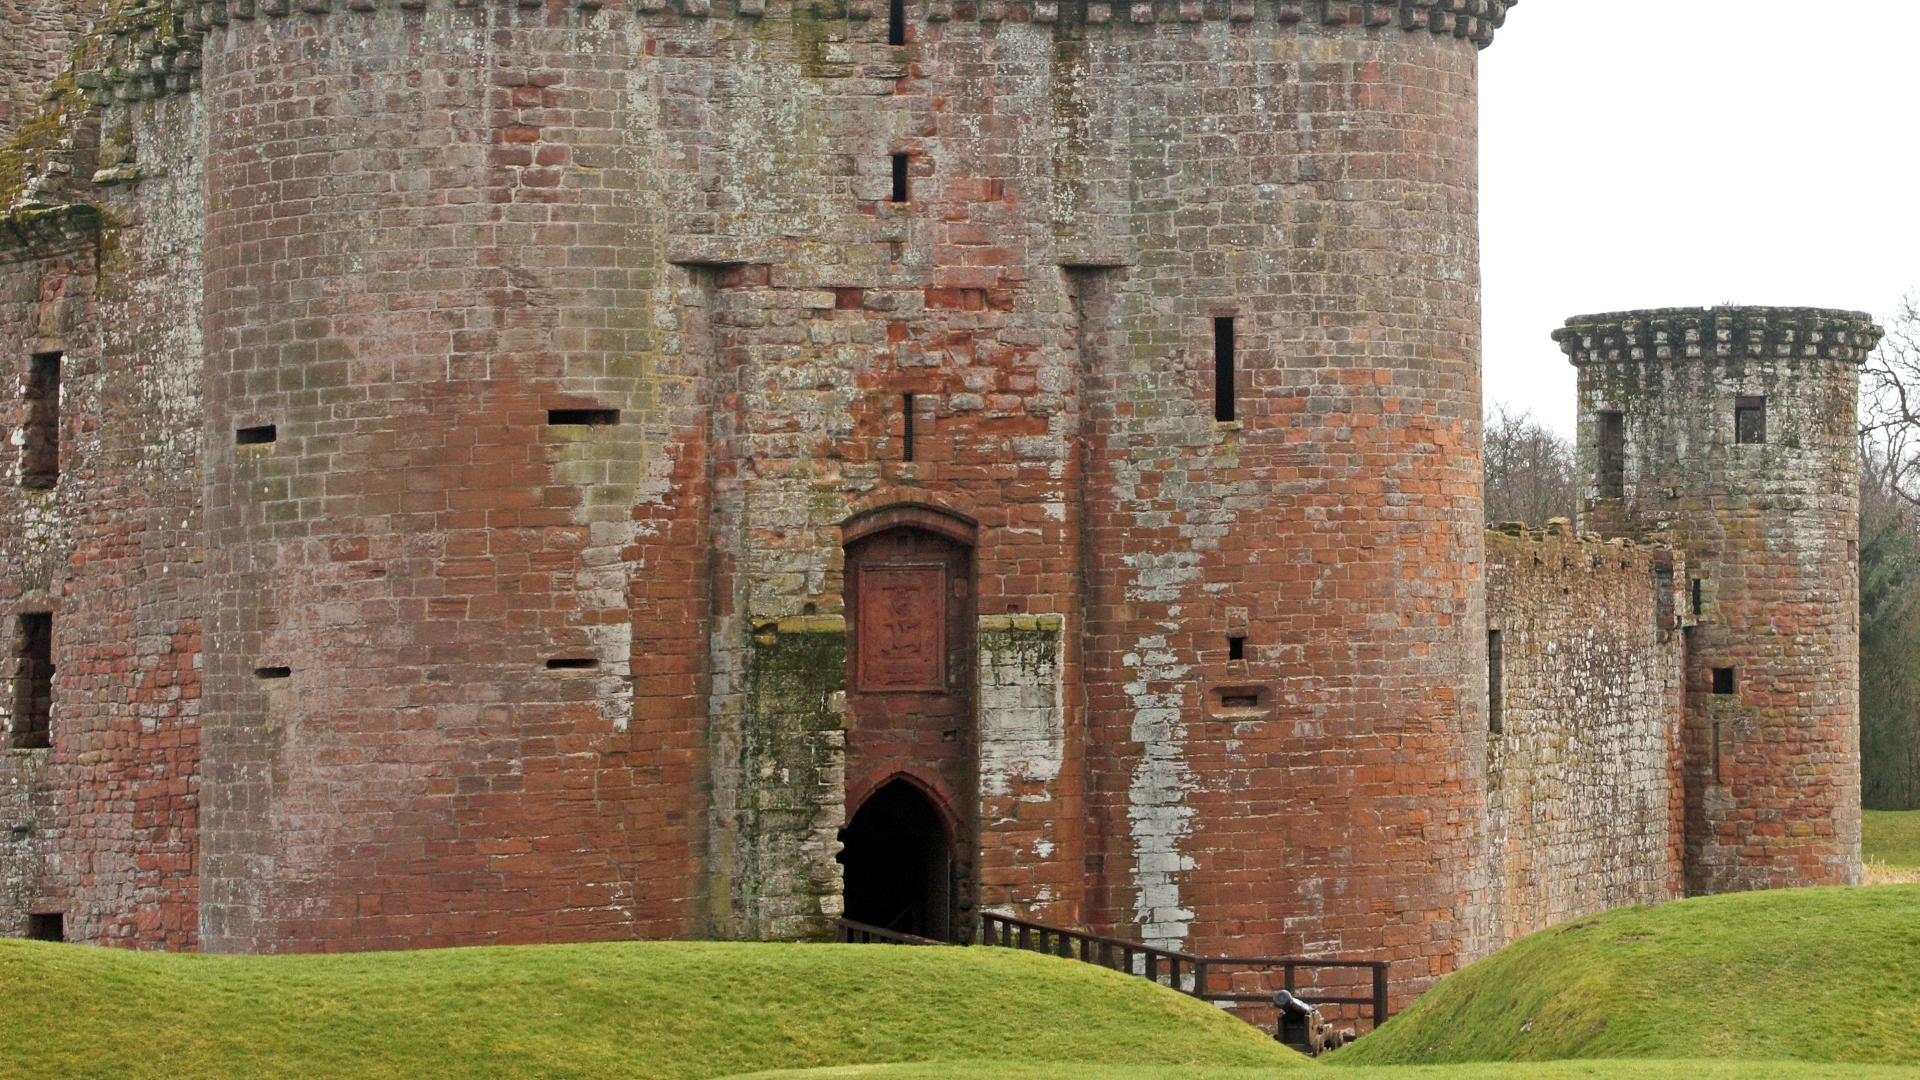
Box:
[72,0,1514,103]
[1556,307,1884,368]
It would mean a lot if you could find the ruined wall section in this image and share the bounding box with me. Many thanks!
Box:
[1068,13,1501,1006]
[1559,307,1876,895]
[1485,526,1683,944]
[0,84,205,947]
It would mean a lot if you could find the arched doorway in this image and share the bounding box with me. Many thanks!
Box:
[841,512,977,941]
[839,779,954,940]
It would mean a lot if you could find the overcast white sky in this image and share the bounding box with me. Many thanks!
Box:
[1480,1,1920,437]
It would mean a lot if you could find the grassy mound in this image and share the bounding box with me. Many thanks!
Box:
[1332,886,1920,1067]
[717,1062,1920,1080]
[1866,810,1920,866]
[0,939,1299,1080]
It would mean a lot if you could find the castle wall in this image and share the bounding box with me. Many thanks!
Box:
[0,0,98,141]
[1562,308,1873,895]
[195,4,670,951]
[1067,18,1493,1002]
[0,88,206,948]
[1485,527,1684,944]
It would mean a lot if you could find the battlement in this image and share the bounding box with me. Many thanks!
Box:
[68,0,1510,105]
[1555,306,1884,367]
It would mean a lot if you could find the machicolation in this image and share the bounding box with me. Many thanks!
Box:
[0,0,1878,1022]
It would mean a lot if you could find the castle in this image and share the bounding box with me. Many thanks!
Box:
[0,0,1876,1011]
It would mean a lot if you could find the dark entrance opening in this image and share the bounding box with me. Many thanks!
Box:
[839,779,953,941]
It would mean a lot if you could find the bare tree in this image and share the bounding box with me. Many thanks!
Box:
[1860,296,1920,809]
[1483,403,1576,527]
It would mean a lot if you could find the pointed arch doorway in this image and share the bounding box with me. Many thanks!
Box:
[839,779,954,939]
[840,510,977,943]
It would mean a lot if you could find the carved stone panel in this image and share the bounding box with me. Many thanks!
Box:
[856,564,947,693]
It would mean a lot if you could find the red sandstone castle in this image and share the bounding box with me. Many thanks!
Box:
[0,0,1875,1010]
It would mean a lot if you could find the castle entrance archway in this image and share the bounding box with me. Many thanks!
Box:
[839,779,954,939]
[841,516,975,940]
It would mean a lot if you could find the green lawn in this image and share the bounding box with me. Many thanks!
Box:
[716,1062,1920,1080]
[0,939,1297,1080]
[1332,885,1920,1067]
[1866,809,1920,866]
[8,887,1920,1079]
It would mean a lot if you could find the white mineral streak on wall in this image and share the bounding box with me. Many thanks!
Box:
[1125,550,1202,950]
[977,615,1066,802]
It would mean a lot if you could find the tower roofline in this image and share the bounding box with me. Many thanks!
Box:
[1554,306,1884,367]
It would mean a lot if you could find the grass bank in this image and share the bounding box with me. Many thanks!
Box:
[1332,886,1920,1067]
[0,939,1298,1080]
[715,1061,1920,1080]
[1865,809,1920,866]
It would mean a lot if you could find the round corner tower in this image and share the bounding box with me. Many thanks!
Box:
[1555,306,1880,894]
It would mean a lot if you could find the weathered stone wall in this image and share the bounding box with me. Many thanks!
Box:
[1070,18,1494,1006]
[1485,526,1684,944]
[1560,308,1875,895]
[0,0,97,142]
[0,84,206,949]
[196,3,661,952]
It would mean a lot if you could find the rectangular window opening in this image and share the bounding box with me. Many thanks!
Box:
[547,408,620,427]
[546,657,600,670]
[26,913,64,942]
[1692,578,1704,617]
[888,0,906,45]
[1712,667,1735,696]
[1596,410,1625,499]
[1213,317,1236,423]
[11,613,52,750]
[1488,629,1504,735]
[1711,721,1724,785]
[21,352,61,489]
[902,393,916,463]
[891,154,910,204]
[236,424,277,446]
[1735,396,1766,445]
[1655,568,1675,631]
[1219,693,1260,710]
[253,666,292,680]
[1227,636,1246,661]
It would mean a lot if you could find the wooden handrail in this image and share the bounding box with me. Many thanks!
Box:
[978,911,1390,1034]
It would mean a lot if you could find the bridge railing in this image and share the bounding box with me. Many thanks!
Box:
[977,911,1390,1034]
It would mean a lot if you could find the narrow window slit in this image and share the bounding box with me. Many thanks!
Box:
[1227,635,1246,661]
[1735,396,1766,445]
[1214,317,1236,422]
[888,0,906,44]
[21,352,61,489]
[547,657,600,670]
[547,408,620,427]
[1692,578,1704,617]
[11,613,52,750]
[891,154,910,204]
[1488,629,1504,735]
[902,393,916,463]
[254,666,292,680]
[236,424,277,446]
[1219,694,1260,710]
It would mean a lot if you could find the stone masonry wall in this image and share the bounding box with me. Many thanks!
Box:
[1485,525,1684,944]
[0,84,206,948]
[1561,308,1875,895]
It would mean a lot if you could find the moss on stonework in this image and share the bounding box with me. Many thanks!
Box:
[793,0,852,79]
[979,614,1062,680]
[739,621,848,939]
